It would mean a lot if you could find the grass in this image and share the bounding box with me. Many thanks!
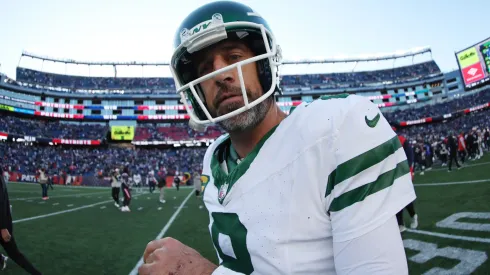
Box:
[2,154,490,274]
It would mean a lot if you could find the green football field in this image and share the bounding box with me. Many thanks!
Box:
[3,154,490,275]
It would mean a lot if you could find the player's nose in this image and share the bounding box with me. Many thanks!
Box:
[212,55,234,84]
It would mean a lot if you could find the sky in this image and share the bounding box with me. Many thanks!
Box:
[0,0,488,78]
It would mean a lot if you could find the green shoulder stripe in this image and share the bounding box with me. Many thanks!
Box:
[325,135,401,198]
[328,160,409,212]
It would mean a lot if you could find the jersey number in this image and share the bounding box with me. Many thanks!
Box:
[211,212,254,274]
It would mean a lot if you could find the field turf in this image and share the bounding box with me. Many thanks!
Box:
[2,153,490,274]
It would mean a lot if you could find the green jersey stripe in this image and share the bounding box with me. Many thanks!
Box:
[325,135,401,198]
[328,160,410,212]
[210,124,280,204]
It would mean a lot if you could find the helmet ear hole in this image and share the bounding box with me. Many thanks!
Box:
[257,58,272,95]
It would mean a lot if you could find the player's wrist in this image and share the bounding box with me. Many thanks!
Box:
[192,258,218,275]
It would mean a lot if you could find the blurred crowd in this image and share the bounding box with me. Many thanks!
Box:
[0,87,488,182]
[0,116,108,140]
[10,61,441,95]
[134,123,223,141]
[0,142,206,178]
[383,89,490,122]
[15,68,176,94]
[281,61,441,90]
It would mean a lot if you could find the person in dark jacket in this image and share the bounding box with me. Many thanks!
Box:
[448,132,462,172]
[393,127,419,232]
[173,174,181,191]
[120,167,132,212]
[0,166,42,274]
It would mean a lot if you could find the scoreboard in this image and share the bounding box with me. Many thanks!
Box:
[456,36,490,89]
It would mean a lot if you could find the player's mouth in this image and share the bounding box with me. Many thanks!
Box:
[220,95,242,106]
[216,94,244,115]
[216,93,243,109]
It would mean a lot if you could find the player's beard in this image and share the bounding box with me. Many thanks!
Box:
[213,85,272,133]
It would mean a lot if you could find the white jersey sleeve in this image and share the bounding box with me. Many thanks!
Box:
[324,95,416,242]
[334,216,408,274]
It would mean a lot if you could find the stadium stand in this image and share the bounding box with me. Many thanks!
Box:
[133,123,223,142]
[1,87,488,184]
[0,116,108,140]
[0,142,206,185]
[1,49,488,186]
[383,88,490,122]
[12,60,442,94]
[281,61,441,90]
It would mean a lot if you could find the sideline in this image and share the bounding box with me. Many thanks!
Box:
[414,178,490,187]
[406,228,490,244]
[8,181,110,189]
[428,161,490,172]
[10,191,108,201]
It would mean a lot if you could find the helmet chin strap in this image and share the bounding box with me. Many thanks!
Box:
[189,118,208,132]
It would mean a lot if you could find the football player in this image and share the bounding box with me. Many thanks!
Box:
[120,167,132,212]
[139,1,416,274]
[147,170,157,193]
[111,168,121,208]
[133,171,142,193]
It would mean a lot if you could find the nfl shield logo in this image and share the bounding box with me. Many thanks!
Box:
[218,183,229,202]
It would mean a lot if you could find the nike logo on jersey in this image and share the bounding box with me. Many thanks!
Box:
[365,113,380,128]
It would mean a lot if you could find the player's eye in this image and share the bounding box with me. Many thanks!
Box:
[197,62,212,77]
[229,54,242,62]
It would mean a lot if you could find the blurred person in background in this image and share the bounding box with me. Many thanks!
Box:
[111,168,121,208]
[448,131,462,172]
[0,166,42,274]
[394,127,419,232]
[157,172,166,204]
[193,171,202,198]
[120,167,132,212]
[173,173,180,191]
[147,170,157,193]
[133,171,142,193]
[38,168,49,200]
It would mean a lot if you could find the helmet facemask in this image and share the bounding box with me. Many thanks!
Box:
[170,13,282,130]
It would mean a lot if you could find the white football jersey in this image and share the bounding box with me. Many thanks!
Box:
[202,94,416,275]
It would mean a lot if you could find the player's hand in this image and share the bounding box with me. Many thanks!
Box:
[139,237,217,275]
[1,229,11,242]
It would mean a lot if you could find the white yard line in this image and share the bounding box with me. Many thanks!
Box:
[10,191,108,201]
[415,178,490,187]
[129,190,194,275]
[428,161,490,172]
[13,200,113,224]
[8,182,111,190]
[406,229,490,244]
[8,191,45,193]
[13,193,146,224]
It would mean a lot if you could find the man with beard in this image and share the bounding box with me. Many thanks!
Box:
[138,2,415,274]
